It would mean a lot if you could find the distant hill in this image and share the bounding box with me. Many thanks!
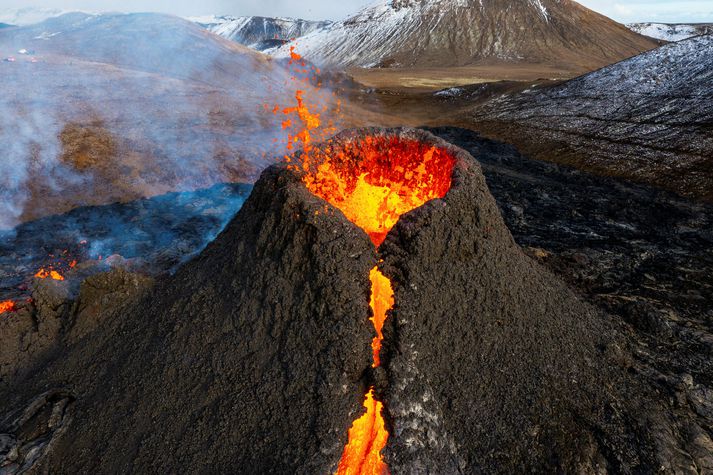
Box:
[471,35,713,201]
[628,22,713,41]
[190,15,331,50]
[0,7,69,26]
[269,0,659,72]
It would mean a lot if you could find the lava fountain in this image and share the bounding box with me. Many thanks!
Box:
[302,133,456,474]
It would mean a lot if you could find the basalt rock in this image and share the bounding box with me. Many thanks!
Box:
[0,128,704,473]
[0,270,153,384]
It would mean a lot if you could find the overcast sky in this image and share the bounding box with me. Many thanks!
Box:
[1,0,712,23]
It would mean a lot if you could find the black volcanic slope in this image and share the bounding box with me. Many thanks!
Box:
[472,35,713,202]
[0,129,709,473]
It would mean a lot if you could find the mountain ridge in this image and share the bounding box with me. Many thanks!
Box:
[190,15,331,50]
[268,0,659,72]
[627,22,713,41]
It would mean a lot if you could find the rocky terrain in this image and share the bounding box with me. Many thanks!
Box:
[191,15,331,51]
[0,183,250,302]
[470,34,713,202]
[269,0,658,72]
[429,127,712,386]
[0,128,710,473]
[628,22,713,41]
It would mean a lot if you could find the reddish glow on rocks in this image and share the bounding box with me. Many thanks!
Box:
[302,136,456,247]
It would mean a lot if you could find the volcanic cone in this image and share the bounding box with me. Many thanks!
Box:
[0,128,691,474]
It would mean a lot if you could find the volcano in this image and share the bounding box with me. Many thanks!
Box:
[270,0,658,73]
[0,129,704,473]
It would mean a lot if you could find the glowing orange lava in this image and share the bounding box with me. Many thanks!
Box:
[34,268,65,281]
[302,137,456,247]
[369,267,393,368]
[335,268,393,475]
[0,300,16,314]
[337,388,389,475]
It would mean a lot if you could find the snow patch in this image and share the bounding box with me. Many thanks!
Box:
[627,22,713,42]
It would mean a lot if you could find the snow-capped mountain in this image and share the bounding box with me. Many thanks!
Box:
[0,7,71,26]
[473,35,713,201]
[627,22,713,42]
[189,15,331,50]
[269,0,658,70]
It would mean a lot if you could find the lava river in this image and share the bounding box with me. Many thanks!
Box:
[302,135,456,474]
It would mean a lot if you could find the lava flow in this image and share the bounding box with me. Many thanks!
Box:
[315,139,454,473]
[0,300,16,315]
[273,47,456,474]
[34,268,65,281]
[306,139,455,475]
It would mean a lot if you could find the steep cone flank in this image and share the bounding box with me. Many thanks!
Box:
[0,128,700,473]
[272,0,658,71]
[0,164,379,473]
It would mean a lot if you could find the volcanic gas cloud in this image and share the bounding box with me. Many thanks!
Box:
[300,133,456,474]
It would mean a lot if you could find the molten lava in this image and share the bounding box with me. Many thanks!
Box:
[369,268,393,368]
[302,137,456,246]
[312,138,455,474]
[337,389,389,475]
[34,268,65,281]
[0,300,16,315]
[335,268,393,475]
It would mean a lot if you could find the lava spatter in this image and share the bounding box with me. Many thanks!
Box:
[34,268,65,281]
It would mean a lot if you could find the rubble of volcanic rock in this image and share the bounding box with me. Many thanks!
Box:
[1,128,711,473]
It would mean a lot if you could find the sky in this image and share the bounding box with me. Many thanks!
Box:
[0,0,711,23]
